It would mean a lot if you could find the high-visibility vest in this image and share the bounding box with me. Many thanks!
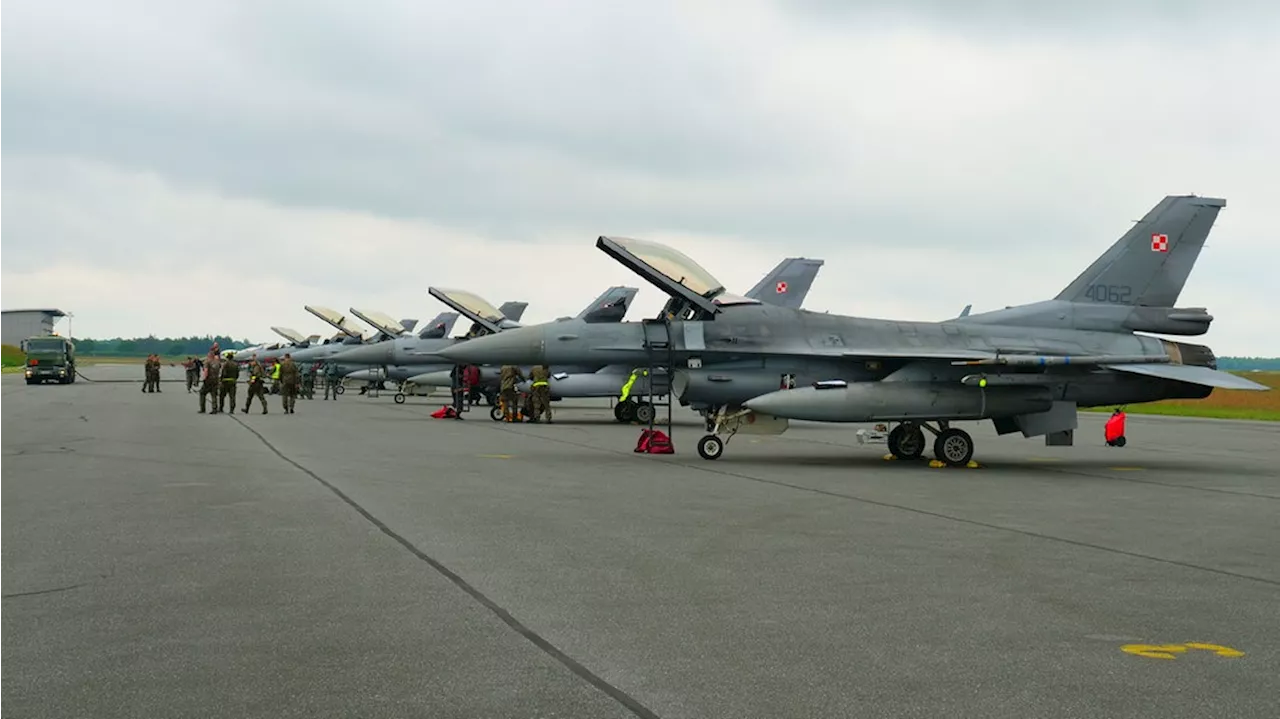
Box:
[272,365,281,380]
[619,369,646,401]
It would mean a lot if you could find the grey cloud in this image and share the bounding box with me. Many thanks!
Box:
[781,0,1280,38]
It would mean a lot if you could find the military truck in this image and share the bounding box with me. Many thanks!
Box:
[22,335,77,384]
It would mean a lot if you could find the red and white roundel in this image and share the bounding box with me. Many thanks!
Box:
[776,281,788,293]
[1151,233,1169,252]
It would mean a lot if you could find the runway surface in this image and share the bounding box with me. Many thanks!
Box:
[4,365,1278,718]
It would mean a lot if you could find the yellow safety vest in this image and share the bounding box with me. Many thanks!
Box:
[619,369,646,402]
[272,365,281,380]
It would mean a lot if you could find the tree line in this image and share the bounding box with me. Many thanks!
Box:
[69,336,254,358]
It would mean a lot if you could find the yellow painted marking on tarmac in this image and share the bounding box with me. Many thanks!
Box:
[1184,642,1246,658]
[1109,466,1146,472]
[477,454,513,460]
[1122,644,1188,660]
[1121,642,1245,660]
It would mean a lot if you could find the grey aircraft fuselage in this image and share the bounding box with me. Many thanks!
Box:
[435,301,1221,415]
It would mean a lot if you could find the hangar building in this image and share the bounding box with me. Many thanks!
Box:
[2,309,68,348]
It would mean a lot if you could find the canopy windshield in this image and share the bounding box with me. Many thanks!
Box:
[433,288,505,324]
[351,309,404,337]
[609,237,724,298]
[712,292,761,306]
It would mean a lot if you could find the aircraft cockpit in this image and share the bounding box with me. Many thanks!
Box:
[598,235,730,321]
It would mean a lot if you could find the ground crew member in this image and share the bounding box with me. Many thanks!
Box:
[270,360,282,395]
[184,356,198,392]
[141,355,153,393]
[218,351,240,413]
[499,364,525,421]
[450,364,465,417]
[153,354,163,392]
[323,362,341,400]
[302,363,317,399]
[242,355,269,414]
[199,351,222,414]
[528,364,552,423]
[279,353,300,414]
[619,367,647,403]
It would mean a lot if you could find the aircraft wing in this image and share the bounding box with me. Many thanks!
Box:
[1101,363,1271,390]
[270,326,307,344]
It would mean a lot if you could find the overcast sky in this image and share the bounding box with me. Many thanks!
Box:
[4,0,1279,355]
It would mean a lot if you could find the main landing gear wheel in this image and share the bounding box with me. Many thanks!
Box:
[334,385,345,395]
[489,405,504,422]
[616,401,637,423]
[697,434,724,460]
[934,428,974,467]
[634,402,655,424]
[394,392,406,404]
[887,424,926,460]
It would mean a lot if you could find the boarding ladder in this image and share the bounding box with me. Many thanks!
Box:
[640,318,676,440]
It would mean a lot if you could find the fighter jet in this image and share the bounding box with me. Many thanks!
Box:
[333,287,638,397]
[438,195,1268,465]
[497,257,827,423]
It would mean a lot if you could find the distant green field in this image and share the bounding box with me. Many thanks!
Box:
[1081,371,1280,421]
[2,344,26,368]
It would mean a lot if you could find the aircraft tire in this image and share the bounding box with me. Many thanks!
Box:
[489,405,504,422]
[635,402,655,424]
[334,385,345,395]
[697,434,724,460]
[394,393,406,404]
[888,425,925,459]
[613,403,626,422]
[934,428,974,467]
[618,401,637,423]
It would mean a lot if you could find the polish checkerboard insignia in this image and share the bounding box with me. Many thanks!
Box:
[776,281,788,293]
[1151,233,1169,252]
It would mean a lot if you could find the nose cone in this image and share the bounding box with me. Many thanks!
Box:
[333,342,392,365]
[438,326,546,366]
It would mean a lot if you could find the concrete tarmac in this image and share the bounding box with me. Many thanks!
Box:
[4,365,1278,718]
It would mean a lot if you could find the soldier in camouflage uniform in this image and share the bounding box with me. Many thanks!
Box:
[198,350,222,414]
[302,363,317,400]
[218,351,240,414]
[528,364,552,423]
[323,362,341,400]
[278,353,301,414]
[184,357,198,393]
[499,364,525,422]
[242,356,268,414]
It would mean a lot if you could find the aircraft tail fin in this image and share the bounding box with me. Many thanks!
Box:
[417,312,459,339]
[400,318,418,333]
[576,286,639,323]
[498,301,528,322]
[745,258,824,309]
[1054,195,1225,307]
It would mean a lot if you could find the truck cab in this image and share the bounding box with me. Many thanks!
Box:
[22,335,77,385]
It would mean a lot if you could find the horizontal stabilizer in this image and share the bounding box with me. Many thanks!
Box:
[1102,363,1271,390]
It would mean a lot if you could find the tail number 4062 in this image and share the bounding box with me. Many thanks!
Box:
[1085,284,1132,304]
